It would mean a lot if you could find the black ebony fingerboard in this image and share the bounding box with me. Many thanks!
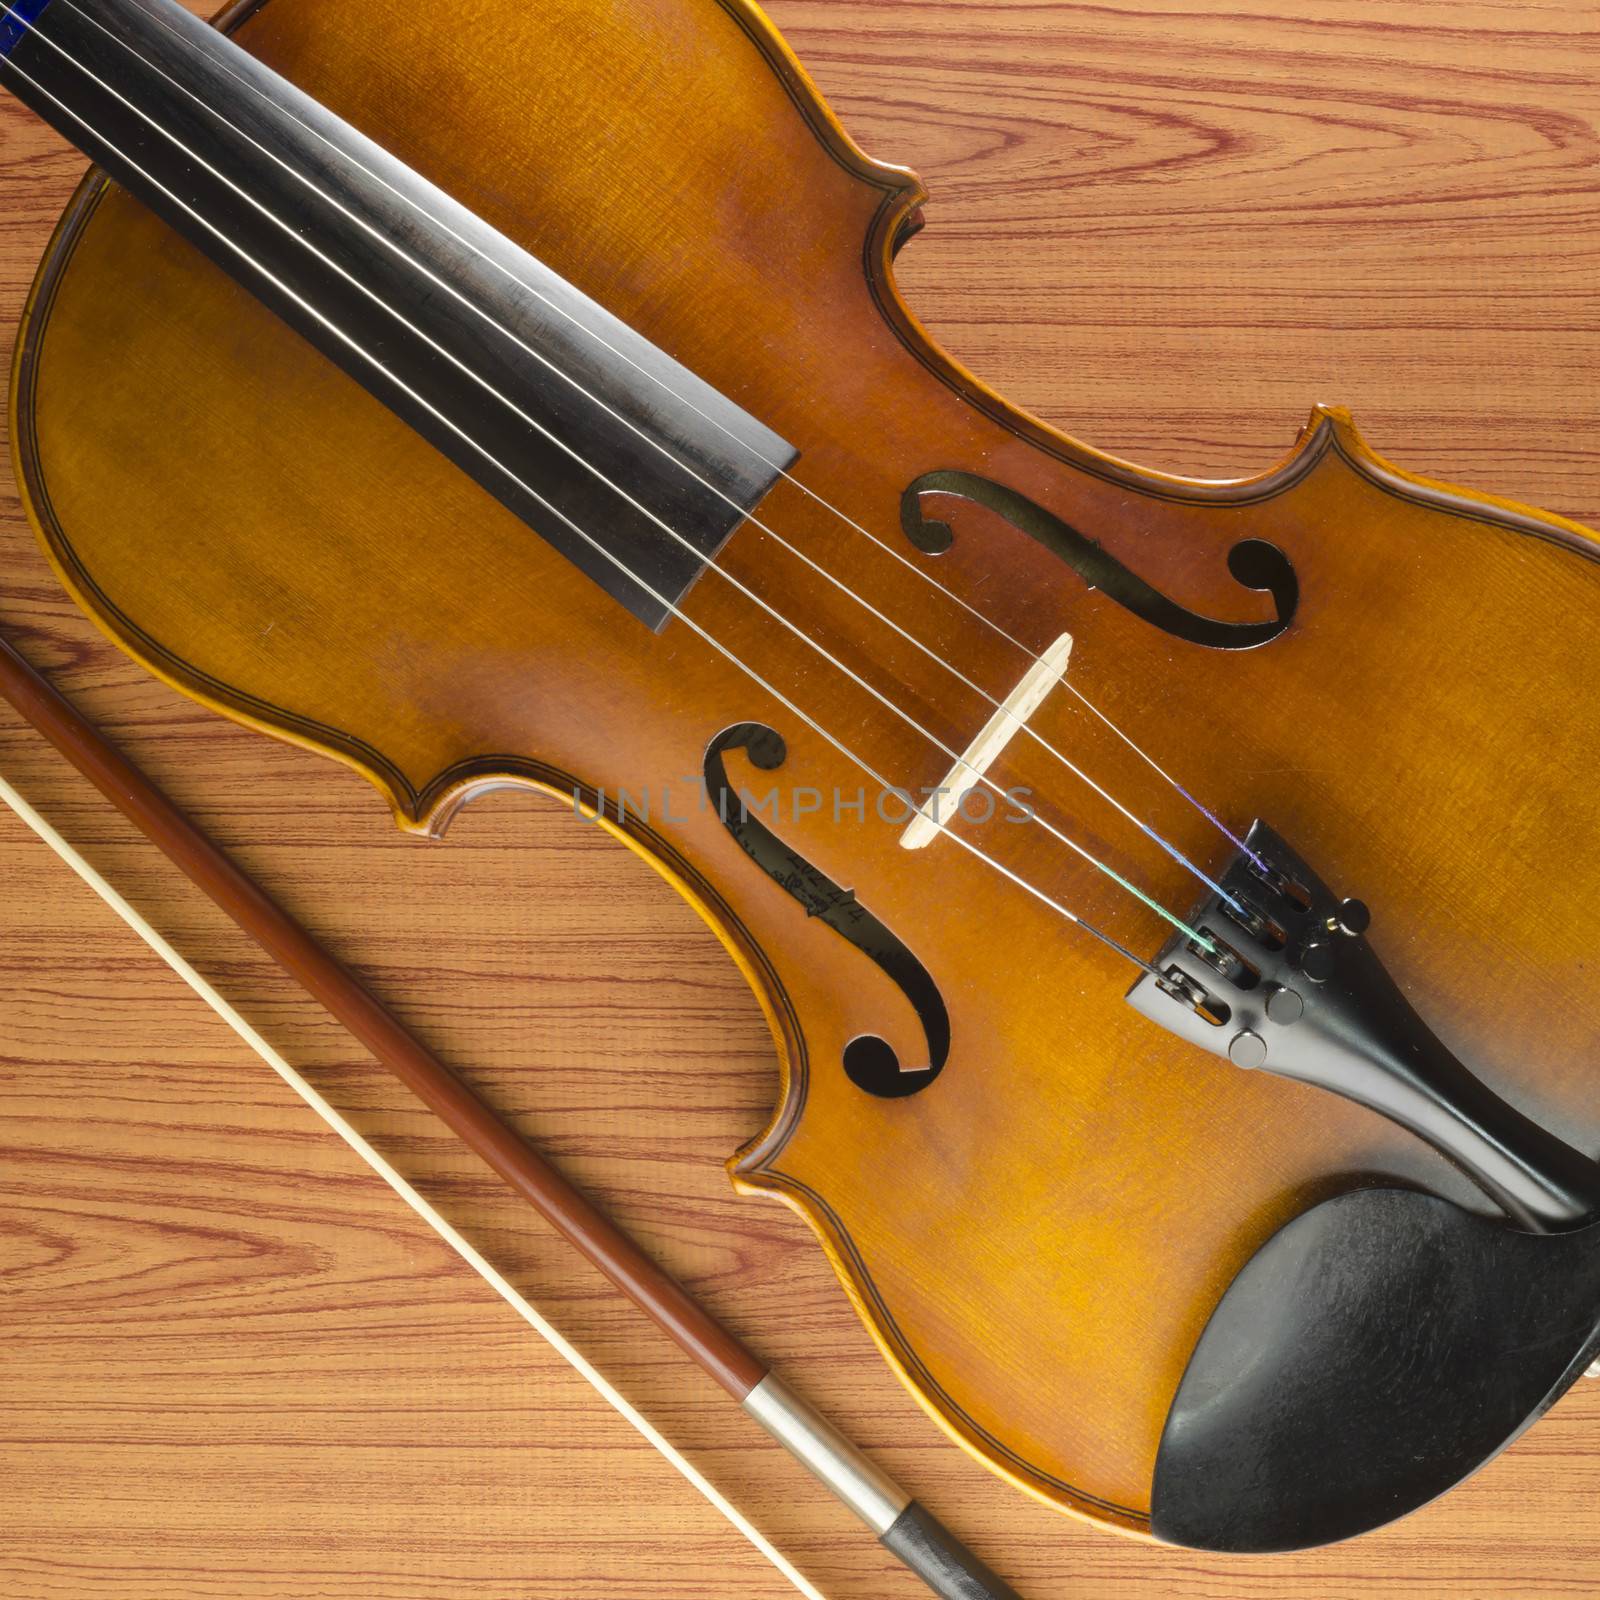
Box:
[1,0,796,629]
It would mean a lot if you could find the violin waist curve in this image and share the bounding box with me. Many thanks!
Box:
[13,0,1600,1539]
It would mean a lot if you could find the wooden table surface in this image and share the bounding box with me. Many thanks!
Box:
[3,2,1598,1596]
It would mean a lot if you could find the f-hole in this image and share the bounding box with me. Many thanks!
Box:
[901,470,1298,652]
[703,723,950,1098]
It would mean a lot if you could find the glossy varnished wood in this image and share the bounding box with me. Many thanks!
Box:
[3,1,1599,1595]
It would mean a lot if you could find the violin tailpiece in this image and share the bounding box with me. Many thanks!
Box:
[1127,819,1600,1232]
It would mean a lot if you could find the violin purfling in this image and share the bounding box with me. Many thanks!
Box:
[5,0,1600,1555]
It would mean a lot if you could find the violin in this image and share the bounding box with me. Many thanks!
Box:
[3,0,1599,1579]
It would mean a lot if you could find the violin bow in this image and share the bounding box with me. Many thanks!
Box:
[0,767,826,1597]
[0,631,1018,1600]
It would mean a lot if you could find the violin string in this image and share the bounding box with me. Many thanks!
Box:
[0,27,1202,970]
[1,11,1211,952]
[111,0,1257,875]
[28,0,1243,919]
[0,771,831,1600]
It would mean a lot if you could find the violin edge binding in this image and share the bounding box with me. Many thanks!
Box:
[9,0,1600,1541]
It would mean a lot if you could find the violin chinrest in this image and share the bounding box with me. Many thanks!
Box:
[1151,1187,1600,1551]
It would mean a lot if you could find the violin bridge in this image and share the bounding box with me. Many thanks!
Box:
[899,632,1073,850]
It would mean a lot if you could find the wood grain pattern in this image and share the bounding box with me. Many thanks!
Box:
[2,1,1598,1596]
[25,0,1600,1532]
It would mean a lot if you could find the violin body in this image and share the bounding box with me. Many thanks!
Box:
[13,0,1600,1534]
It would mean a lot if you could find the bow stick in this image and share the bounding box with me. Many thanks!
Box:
[0,632,1019,1600]
[0,766,826,1600]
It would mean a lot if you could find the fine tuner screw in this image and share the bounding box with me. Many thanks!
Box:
[1266,986,1304,1025]
[1228,1030,1268,1070]
[1229,985,1305,1070]
[1302,899,1371,983]
[1300,941,1335,983]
